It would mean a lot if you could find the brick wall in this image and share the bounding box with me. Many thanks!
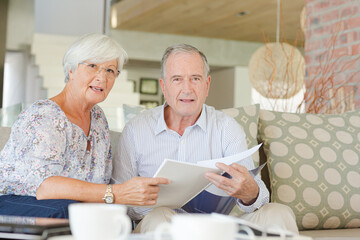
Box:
[305,0,360,113]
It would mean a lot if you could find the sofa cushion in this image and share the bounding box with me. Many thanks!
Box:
[258,109,360,231]
[110,130,121,158]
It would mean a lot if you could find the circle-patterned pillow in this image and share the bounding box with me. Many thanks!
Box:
[221,104,260,167]
[258,109,360,231]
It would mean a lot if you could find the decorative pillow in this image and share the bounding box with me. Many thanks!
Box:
[221,104,260,167]
[258,109,360,230]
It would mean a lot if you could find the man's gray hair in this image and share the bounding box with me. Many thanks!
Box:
[160,44,210,79]
[62,33,128,82]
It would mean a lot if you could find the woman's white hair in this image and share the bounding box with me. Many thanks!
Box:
[63,33,128,82]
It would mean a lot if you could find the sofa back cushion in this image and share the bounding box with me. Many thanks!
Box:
[0,127,11,150]
[110,130,121,159]
[258,109,360,231]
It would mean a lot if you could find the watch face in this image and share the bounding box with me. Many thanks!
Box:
[104,196,114,204]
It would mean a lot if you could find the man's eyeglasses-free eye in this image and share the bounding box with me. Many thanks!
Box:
[79,62,120,80]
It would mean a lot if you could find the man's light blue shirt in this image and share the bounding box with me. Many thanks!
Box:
[111,104,269,220]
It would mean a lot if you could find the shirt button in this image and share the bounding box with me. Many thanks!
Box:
[181,140,185,144]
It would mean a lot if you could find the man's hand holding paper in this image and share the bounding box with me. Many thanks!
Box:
[204,162,260,205]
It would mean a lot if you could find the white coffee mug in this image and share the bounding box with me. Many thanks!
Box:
[154,214,244,240]
[69,203,131,240]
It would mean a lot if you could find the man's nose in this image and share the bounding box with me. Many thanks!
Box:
[182,78,192,91]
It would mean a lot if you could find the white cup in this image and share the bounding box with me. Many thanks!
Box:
[155,214,243,240]
[69,203,131,240]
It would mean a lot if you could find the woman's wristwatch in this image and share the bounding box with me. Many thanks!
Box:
[103,184,114,204]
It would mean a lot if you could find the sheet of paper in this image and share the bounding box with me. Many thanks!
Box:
[196,144,262,168]
[151,160,221,209]
[150,144,263,209]
[249,162,267,177]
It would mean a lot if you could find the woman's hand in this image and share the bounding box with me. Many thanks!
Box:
[113,177,169,206]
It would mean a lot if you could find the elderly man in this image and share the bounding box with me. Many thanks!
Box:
[112,44,298,233]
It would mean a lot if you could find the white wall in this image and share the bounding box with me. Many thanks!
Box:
[6,0,107,50]
[3,52,26,107]
[201,66,252,110]
[34,0,105,36]
[234,66,252,107]
[6,0,34,50]
[126,66,163,106]
[206,68,235,109]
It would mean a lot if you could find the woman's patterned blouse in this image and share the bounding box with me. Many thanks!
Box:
[0,99,112,196]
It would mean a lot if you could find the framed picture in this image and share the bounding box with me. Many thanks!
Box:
[140,78,158,95]
[140,100,159,109]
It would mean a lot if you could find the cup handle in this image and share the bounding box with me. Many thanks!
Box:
[115,215,132,240]
[154,222,172,240]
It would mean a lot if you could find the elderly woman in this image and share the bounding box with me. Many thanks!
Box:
[0,33,168,218]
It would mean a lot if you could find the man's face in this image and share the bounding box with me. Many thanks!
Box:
[160,52,211,119]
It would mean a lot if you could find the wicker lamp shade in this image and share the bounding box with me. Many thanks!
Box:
[248,42,305,99]
[300,7,306,33]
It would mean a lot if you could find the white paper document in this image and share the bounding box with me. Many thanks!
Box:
[150,144,263,209]
[196,143,262,168]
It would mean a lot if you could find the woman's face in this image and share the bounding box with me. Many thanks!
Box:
[68,59,118,106]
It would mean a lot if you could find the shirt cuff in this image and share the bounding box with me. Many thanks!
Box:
[236,185,267,213]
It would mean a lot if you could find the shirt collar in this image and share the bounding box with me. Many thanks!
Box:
[154,103,207,135]
[195,105,207,132]
[155,103,169,135]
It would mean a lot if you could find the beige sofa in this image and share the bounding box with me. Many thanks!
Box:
[1,104,360,239]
